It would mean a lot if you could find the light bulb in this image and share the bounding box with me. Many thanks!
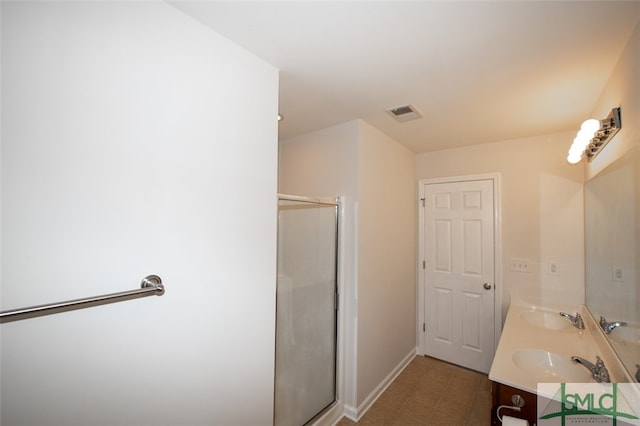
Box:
[567,152,582,164]
[580,119,600,136]
[577,128,596,142]
[569,146,584,157]
[572,135,590,152]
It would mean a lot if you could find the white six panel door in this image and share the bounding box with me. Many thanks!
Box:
[423,179,495,373]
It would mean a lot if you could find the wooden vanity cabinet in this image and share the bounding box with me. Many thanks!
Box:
[491,381,537,425]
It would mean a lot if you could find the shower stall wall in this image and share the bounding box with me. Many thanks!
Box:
[275,195,339,426]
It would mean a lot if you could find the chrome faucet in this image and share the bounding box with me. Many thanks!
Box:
[571,355,610,383]
[559,312,585,329]
[599,316,628,334]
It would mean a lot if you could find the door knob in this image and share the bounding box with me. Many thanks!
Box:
[483,282,492,290]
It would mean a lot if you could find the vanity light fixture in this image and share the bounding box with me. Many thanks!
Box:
[567,107,622,164]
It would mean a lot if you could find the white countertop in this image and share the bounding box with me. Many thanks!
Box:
[489,303,630,394]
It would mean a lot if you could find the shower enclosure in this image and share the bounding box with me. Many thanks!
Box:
[275,194,339,426]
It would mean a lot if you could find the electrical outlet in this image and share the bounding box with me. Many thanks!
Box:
[613,266,625,282]
[548,262,560,276]
[511,258,530,273]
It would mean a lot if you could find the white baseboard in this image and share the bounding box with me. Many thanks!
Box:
[311,401,344,426]
[342,347,417,422]
[341,404,358,423]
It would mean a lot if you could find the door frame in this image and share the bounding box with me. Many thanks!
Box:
[417,173,503,359]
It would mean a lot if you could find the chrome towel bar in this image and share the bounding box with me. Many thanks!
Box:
[0,275,164,324]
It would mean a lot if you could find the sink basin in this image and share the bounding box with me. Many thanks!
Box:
[520,311,572,331]
[610,326,640,345]
[512,349,593,382]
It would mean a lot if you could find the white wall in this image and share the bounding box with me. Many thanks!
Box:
[279,120,416,417]
[279,122,360,200]
[586,22,640,179]
[1,2,278,425]
[416,132,585,318]
[355,122,416,408]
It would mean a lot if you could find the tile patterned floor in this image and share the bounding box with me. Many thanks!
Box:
[336,355,492,426]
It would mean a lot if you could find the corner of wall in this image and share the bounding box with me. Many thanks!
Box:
[586,20,640,179]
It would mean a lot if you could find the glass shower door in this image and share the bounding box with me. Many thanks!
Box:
[275,196,338,426]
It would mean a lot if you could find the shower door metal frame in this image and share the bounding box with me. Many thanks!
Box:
[278,194,340,207]
[275,194,341,426]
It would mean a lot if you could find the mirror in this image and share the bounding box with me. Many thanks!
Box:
[585,146,640,381]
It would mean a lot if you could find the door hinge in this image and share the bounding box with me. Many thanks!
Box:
[423,322,426,332]
[420,197,425,207]
[423,260,426,269]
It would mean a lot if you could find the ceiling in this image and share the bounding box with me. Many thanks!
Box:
[171,1,640,153]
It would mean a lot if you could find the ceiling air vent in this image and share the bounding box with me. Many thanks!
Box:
[386,104,423,123]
